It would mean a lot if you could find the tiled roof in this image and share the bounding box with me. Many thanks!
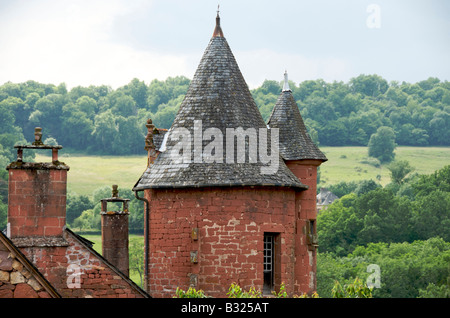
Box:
[133,16,307,191]
[267,86,327,162]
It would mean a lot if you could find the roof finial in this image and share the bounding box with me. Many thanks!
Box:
[213,4,224,38]
[283,70,291,92]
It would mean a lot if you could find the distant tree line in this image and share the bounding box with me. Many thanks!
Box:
[0,74,448,161]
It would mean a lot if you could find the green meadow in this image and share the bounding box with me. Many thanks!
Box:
[36,146,450,197]
[319,146,450,186]
[35,153,148,197]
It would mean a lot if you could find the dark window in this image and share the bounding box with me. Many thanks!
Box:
[263,233,280,294]
[306,220,318,249]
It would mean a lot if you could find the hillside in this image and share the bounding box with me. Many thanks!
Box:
[319,146,450,186]
[35,146,450,197]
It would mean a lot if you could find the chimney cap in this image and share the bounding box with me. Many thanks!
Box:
[15,127,63,149]
[100,185,130,203]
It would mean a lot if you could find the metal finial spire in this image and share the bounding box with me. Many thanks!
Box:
[283,70,291,92]
[212,4,224,37]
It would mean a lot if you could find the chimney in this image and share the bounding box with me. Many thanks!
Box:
[100,185,130,276]
[6,128,70,246]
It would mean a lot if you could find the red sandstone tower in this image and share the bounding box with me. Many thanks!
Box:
[133,12,326,298]
[267,72,328,293]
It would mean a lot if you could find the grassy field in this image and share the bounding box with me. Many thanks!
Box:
[319,146,450,186]
[35,153,148,197]
[35,146,450,196]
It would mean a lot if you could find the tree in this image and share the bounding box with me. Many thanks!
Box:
[0,199,7,230]
[111,116,144,155]
[91,110,117,152]
[368,126,396,163]
[61,104,94,150]
[111,95,137,117]
[349,74,388,97]
[66,193,93,226]
[121,78,148,109]
[387,160,415,185]
[412,190,450,241]
[75,96,97,117]
[129,237,145,287]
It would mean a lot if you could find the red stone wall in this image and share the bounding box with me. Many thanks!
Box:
[144,186,311,298]
[0,241,52,298]
[18,230,145,298]
[286,160,322,295]
[7,169,67,238]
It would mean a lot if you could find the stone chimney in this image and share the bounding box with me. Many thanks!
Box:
[6,128,70,246]
[100,185,130,276]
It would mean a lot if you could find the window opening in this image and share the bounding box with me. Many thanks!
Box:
[263,233,275,294]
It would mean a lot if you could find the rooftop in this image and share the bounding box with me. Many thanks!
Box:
[267,72,328,162]
[134,13,306,191]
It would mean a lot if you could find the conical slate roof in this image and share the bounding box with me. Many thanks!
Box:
[133,14,306,191]
[267,72,327,161]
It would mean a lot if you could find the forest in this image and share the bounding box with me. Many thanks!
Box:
[0,74,449,298]
[0,74,449,162]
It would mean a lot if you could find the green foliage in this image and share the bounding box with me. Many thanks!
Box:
[318,165,450,256]
[368,126,397,163]
[317,166,450,298]
[0,74,448,159]
[68,185,143,232]
[318,238,450,298]
[331,278,373,298]
[271,282,288,298]
[174,287,208,298]
[66,193,93,225]
[418,283,450,298]
[227,282,263,298]
[0,199,7,230]
[129,236,145,288]
[387,160,415,184]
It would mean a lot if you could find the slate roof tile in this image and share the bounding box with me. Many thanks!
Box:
[267,86,327,162]
[134,15,306,191]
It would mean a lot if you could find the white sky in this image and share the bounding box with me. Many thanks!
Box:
[0,0,449,89]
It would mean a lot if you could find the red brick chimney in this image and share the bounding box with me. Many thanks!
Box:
[100,185,130,276]
[6,127,69,245]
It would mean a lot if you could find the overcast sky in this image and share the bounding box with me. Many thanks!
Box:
[0,0,449,89]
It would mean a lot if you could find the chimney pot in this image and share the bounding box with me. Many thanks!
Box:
[33,127,43,146]
[100,185,130,276]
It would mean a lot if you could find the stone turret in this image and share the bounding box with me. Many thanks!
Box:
[268,71,328,292]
